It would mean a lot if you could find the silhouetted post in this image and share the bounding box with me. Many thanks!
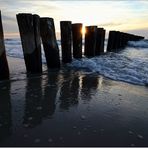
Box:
[33,15,42,73]
[16,13,42,74]
[115,31,121,52]
[95,28,106,55]
[122,32,128,47]
[107,31,117,52]
[124,33,129,45]
[0,11,9,80]
[40,17,60,68]
[84,26,97,57]
[60,21,72,63]
[119,32,125,48]
[72,23,83,58]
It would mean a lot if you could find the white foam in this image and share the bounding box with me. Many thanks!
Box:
[4,38,148,85]
[128,40,148,48]
[68,50,148,85]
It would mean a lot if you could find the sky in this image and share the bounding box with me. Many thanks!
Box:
[0,0,148,39]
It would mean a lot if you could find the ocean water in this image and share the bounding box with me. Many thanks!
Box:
[5,38,148,86]
[1,39,148,147]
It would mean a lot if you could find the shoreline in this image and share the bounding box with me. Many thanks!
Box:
[0,56,148,146]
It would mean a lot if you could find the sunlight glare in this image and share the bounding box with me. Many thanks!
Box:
[81,26,86,35]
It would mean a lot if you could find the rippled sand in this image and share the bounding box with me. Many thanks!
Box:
[0,57,148,146]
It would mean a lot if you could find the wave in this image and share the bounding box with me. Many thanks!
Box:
[4,38,148,86]
[67,52,148,85]
[128,40,148,48]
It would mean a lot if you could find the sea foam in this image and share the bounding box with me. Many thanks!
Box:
[5,38,148,85]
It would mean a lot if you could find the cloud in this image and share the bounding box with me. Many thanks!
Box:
[2,15,15,21]
[0,0,148,38]
[98,22,123,27]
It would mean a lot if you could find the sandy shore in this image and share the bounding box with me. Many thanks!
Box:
[0,56,148,146]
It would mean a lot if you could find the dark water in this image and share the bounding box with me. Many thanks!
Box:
[0,68,148,146]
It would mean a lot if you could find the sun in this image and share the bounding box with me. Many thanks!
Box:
[81,26,86,35]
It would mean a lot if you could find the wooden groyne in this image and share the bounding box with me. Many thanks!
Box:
[0,11,145,80]
[40,17,60,68]
[60,21,72,63]
[95,28,106,55]
[107,31,144,52]
[16,13,42,74]
[72,23,83,59]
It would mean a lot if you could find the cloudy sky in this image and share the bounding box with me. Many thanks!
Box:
[1,0,148,39]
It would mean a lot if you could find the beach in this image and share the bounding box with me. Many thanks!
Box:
[0,56,148,146]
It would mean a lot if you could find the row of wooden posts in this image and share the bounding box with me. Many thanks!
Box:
[0,12,144,80]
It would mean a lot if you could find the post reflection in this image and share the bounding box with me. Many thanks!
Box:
[0,82,12,141]
[59,73,79,110]
[23,72,59,128]
[42,72,58,118]
[23,77,43,128]
[80,75,99,102]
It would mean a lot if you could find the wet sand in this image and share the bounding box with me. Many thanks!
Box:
[0,57,148,146]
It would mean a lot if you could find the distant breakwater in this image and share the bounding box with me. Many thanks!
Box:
[0,11,144,81]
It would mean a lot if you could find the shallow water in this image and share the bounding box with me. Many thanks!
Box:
[0,62,148,146]
[1,38,148,146]
[4,38,148,85]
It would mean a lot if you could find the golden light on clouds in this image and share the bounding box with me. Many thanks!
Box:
[1,0,148,38]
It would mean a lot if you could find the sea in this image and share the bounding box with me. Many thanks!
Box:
[5,38,148,86]
[1,38,148,146]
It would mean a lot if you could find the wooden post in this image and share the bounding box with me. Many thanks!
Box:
[40,17,60,68]
[119,32,125,48]
[107,31,117,52]
[16,13,42,74]
[84,26,97,57]
[115,31,121,52]
[60,21,72,63]
[33,14,42,73]
[72,23,83,58]
[0,11,9,80]
[95,28,106,55]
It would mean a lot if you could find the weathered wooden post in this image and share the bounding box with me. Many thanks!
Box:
[0,11,9,80]
[84,26,97,57]
[72,23,83,58]
[107,31,117,52]
[16,13,42,74]
[40,17,60,68]
[33,14,42,73]
[95,28,106,55]
[119,32,125,48]
[122,32,128,47]
[60,21,72,63]
[115,31,121,52]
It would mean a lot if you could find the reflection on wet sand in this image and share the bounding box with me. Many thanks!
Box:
[0,69,148,146]
[59,72,79,110]
[42,72,58,118]
[80,75,99,102]
[23,77,43,128]
[23,71,103,125]
[23,72,59,128]
[0,82,12,141]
